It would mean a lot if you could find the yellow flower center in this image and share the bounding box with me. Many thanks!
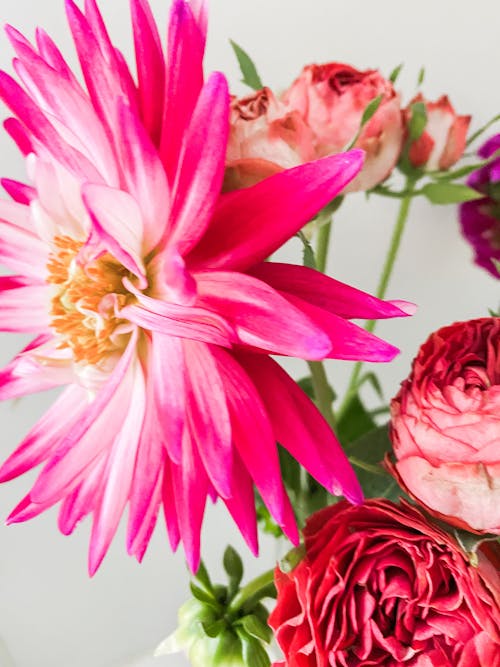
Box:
[47,236,133,365]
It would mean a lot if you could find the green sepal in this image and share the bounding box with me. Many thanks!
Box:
[237,614,272,643]
[223,546,244,593]
[408,101,427,141]
[389,63,403,84]
[229,40,263,90]
[421,182,482,205]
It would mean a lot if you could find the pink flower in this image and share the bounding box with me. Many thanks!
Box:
[388,318,500,534]
[269,499,500,667]
[0,0,411,574]
[225,87,316,190]
[282,63,404,192]
[405,93,471,170]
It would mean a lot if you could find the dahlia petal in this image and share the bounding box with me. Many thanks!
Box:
[117,101,169,252]
[0,219,48,278]
[172,429,209,572]
[162,458,181,552]
[184,341,232,497]
[187,150,364,271]
[151,332,185,464]
[1,179,36,204]
[284,294,400,362]
[196,271,331,359]
[189,0,208,45]
[249,262,415,320]
[0,276,50,332]
[6,492,57,524]
[88,360,146,575]
[0,385,85,482]
[29,332,137,504]
[222,451,259,555]
[160,0,204,180]
[4,117,33,155]
[35,27,82,85]
[0,198,32,230]
[0,70,102,180]
[128,469,163,562]
[237,352,363,504]
[82,183,147,281]
[212,347,299,543]
[168,72,229,255]
[58,454,106,534]
[130,0,166,142]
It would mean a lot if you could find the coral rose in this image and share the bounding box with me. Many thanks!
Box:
[459,133,500,278]
[389,318,500,534]
[225,87,315,190]
[405,93,471,170]
[282,63,404,191]
[269,499,500,667]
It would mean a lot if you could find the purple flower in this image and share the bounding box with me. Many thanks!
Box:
[459,134,500,279]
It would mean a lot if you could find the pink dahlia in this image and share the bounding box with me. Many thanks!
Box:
[0,0,410,574]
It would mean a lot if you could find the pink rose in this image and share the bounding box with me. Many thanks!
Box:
[282,63,404,191]
[269,499,500,667]
[405,93,471,170]
[389,318,500,534]
[225,87,316,190]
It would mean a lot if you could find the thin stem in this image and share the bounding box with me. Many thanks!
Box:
[307,360,335,428]
[337,180,415,419]
[315,220,332,274]
[227,569,275,615]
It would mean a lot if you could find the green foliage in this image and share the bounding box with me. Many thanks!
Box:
[408,101,428,141]
[229,40,263,90]
[417,66,425,86]
[389,62,403,84]
[421,182,482,204]
[296,230,317,269]
[346,95,383,150]
[336,394,376,446]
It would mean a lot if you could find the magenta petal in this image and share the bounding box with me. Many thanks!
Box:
[184,340,232,498]
[58,455,106,535]
[196,271,331,359]
[7,492,57,524]
[4,117,33,156]
[222,451,259,556]
[159,0,204,181]
[168,72,229,256]
[237,352,363,504]
[162,458,181,552]
[249,262,415,321]
[187,150,364,271]
[88,361,146,576]
[1,179,36,204]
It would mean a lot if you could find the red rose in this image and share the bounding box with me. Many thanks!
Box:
[282,63,404,191]
[269,499,500,667]
[404,94,471,170]
[225,87,316,190]
[389,318,500,534]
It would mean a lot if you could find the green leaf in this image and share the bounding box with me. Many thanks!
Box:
[336,394,376,446]
[229,40,263,91]
[239,615,272,643]
[431,161,486,181]
[389,63,403,84]
[360,372,384,400]
[421,182,482,205]
[190,582,218,607]
[239,633,271,667]
[466,113,500,147]
[194,560,214,593]
[202,619,226,638]
[278,445,301,496]
[417,66,425,86]
[408,101,427,141]
[345,95,383,150]
[223,546,244,591]
[343,424,401,500]
[296,230,317,269]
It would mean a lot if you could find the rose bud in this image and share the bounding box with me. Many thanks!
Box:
[269,499,500,667]
[225,87,316,190]
[459,133,500,278]
[405,93,471,170]
[388,317,500,534]
[282,62,404,191]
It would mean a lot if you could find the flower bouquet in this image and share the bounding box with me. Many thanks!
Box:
[0,1,499,666]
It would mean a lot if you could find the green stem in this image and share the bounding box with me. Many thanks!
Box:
[315,220,332,274]
[227,569,275,615]
[337,180,415,419]
[307,360,335,428]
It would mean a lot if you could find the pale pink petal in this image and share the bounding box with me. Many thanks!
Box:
[250,262,415,321]
[89,359,146,575]
[0,276,51,332]
[117,101,169,252]
[128,469,163,562]
[172,429,209,572]
[167,72,229,255]
[187,151,364,271]
[237,352,363,504]
[212,346,299,544]
[151,332,185,464]
[184,340,232,497]
[0,385,85,482]
[159,0,204,181]
[0,219,48,278]
[58,454,106,534]
[82,183,147,282]
[196,271,331,359]
[130,0,166,143]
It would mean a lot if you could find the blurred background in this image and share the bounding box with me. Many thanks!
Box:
[0,1,498,665]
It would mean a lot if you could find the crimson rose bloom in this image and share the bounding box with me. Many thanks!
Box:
[269,499,500,667]
[389,318,500,534]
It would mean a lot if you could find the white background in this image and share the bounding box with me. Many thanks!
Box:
[0,1,499,665]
